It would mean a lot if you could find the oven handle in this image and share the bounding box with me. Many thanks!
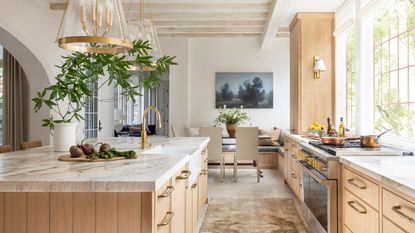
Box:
[297,160,337,186]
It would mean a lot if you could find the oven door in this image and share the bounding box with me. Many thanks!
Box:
[298,160,338,233]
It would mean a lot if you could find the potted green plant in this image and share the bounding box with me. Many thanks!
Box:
[32,40,176,151]
[214,105,250,138]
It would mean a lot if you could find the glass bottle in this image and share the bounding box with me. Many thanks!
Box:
[339,117,345,138]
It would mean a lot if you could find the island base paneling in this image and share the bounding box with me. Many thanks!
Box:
[0,192,155,233]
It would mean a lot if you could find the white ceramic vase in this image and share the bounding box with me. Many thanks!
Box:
[53,123,77,152]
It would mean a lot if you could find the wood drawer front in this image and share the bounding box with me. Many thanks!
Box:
[383,188,415,233]
[156,203,173,233]
[291,142,300,154]
[343,168,379,210]
[343,190,379,233]
[156,179,173,216]
[343,226,353,233]
[383,217,407,233]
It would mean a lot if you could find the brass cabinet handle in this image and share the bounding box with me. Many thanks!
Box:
[201,169,209,175]
[291,172,297,179]
[176,170,191,180]
[347,178,367,189]
[191,183,197,188]
[292,154,297,159]
[157,211,174,226]
[284,148,289,152]
[347,201,367,214]
[392,205,415,223]
[157,186,174,198]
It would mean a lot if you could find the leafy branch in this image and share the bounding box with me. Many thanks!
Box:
[32,40,176,129]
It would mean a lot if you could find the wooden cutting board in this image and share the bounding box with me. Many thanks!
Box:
[58,154,133,162]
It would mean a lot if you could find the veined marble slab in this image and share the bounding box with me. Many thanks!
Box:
[340,156,415,198]
[0,137,209,192]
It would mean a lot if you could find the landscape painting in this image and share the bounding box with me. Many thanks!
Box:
[215,72,273,109]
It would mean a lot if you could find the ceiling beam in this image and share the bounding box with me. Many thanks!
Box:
[158,33,261,38]
[49,2,270,13]
[260,0,292,49]
[152,20,266,28]
[157,27,263,34]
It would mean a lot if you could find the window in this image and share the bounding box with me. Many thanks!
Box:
[373,0,415,138]
[114,74,143,125]
[346,29,357,132]
[0,45,3,144]
[84,83,98,138]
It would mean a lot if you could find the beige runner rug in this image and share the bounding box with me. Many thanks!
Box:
[200,198,308,233]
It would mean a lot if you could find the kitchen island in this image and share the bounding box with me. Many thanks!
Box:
[0,136,209,233]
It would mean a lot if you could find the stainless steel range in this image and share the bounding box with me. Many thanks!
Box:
[298,140,412,233]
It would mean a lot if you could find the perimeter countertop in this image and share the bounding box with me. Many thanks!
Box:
[0,137,209,192]
[340,156,415,198]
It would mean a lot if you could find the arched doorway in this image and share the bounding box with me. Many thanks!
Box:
[0,26,51,146]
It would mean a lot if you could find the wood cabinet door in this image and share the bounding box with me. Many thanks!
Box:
[192,182,199,230]
[284,141,292,186]
[172,169,188,233]
[185,186,193,233]
[291,159,301,199]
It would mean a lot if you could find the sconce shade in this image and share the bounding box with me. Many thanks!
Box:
[57,0,133,54]
[314,59,327,72]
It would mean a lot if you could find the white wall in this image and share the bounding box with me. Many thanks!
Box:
[160,39,191,136]
[160,38,291,132]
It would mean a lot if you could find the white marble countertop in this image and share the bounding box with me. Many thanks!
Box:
[0,137,209,192]
[340,156,415,198]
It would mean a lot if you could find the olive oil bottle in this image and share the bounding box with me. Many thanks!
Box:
[338,117,345,138]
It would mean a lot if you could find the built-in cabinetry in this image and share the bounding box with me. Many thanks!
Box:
[280,137,302,200]
[0,147,209,233]
[342,165,415,233]
[290,13,335,133]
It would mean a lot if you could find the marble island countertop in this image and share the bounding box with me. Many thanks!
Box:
[340,156,415,198]
[0,137,209,192]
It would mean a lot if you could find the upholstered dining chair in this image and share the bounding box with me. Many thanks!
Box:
[0,144,13,154]
[200,127,224,182]
[235,127,260,183]
[20,140,42,150]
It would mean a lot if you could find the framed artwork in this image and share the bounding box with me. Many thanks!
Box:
[215,72,273,109]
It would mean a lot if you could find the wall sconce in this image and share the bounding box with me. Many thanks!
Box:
[313,56,327,79]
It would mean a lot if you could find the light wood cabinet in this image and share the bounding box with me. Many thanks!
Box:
[382,217,406,233]
[382,188,415,233]
[343,168,379,210]
[284,139,292,186]
[277,152,285,178]
[290,13,335,133]
[343,189,379,233]
[341,165,415,233]
[171,168,189,233]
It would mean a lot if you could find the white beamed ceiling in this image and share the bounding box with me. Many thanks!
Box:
[48,0,345,39]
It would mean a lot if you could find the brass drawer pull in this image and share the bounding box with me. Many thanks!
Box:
[292,155,297,159]
[201,169,209,175]
[291,172,297,179]
[191,183,197,188]
[347,178,367,189]
[284,148,289,152]
[158,186,174,198]
[347,200,367,214]
[392,205,415,223]
[157,211,174,226]
[176,170,191,180]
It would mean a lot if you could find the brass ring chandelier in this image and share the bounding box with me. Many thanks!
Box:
[57,0,133,54]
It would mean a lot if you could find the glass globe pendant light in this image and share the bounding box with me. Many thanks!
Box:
[57,0,133,54]
[127,0,162,71]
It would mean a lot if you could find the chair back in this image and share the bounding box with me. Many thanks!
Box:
[20,140,42,150]
[200,127,223,161]
[171,125,180,137]
[0,145,13,154]
[236,127,258,160]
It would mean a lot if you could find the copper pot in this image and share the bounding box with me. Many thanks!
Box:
[321,137,345,146]
[360,129,391,148]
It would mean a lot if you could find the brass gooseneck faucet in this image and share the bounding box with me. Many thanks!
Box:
[141,106,162,149]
